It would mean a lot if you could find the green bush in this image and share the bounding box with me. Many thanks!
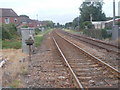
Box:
[82,21,94,29]
[34,29,53,47]
[35,28,41,35]
[22,25,28,28]
[1,24,21,49]
[1,23,19,40]
[83,29,111,39]
[35,35,43,47]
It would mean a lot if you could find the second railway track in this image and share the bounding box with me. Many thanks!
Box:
[58,30,120,54]
[52,30,119,89]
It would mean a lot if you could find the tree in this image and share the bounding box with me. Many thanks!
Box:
[56,23,60,28]
[82,21,94,29]
[19,15,29,18]
[72,17,80,29]
[65,22,72,29]
[42,20,54,28]
[46,21,54,28]
[79,0,106,23]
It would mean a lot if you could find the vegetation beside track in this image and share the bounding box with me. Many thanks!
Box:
[34,29,53,47]
[64,29,83,34]
[64,28,111,40]
[1,23,53,49]
[2,40,21,49]
[1,24,21,49]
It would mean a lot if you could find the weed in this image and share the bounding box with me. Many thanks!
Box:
[2,40,21,49]
[10,80,21,88]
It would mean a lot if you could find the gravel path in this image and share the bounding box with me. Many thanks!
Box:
[23,32,75,88]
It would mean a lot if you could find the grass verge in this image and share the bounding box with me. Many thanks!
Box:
[10,80,21,88]
[2,39,21,49]
[64,29,83,34]
[35,29,53,47]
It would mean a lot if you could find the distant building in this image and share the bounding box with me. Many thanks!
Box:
[19,15,31,24]
[17,15,31,28]
[0,8,19,25]
[29,20,41,28]
[0,8,47,29]
[92,18,120,29]
[92,21,105,29]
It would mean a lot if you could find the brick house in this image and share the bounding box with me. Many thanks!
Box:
[29,20,41,28]
[19,15,31,24]
[0,8,19,25]
[17,14,42,28]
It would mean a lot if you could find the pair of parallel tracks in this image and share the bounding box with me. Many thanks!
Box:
[58,30,120,54]
[52,30,120,89]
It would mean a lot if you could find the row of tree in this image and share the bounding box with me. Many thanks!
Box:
[39,21,64,29]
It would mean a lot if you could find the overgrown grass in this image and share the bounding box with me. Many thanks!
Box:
[35,29,53,47]
[10,80,21,88]
[2,29,53,49]
[2,39,21,49]
[35,35,44,47]
[1,23,21,49]
[64,29,83,34]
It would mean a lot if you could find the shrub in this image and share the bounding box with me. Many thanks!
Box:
[2,24,19,40]
[83,29,111,39]
[35,28,40,35]
[21,25,28,28]
[82,21,94,29]
[2,40,21,49]
[1,24,21,49]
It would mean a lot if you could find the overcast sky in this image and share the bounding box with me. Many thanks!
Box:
[0,0,119,24]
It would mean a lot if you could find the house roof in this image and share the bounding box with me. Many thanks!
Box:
[0,8,18,17]
[19,16,31,23]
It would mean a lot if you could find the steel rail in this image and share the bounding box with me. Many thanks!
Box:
[55,31,120,77]
[63,31,119,49]
[59,31,120,53]
[52,36,84,90]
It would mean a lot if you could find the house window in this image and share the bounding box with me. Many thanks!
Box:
[14,18,17,22]
[5,18,9,24]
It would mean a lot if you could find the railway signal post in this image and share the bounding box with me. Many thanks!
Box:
[25,37,34,61]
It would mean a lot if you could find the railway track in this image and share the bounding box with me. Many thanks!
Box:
[58,30,120,54]
[52,30,119,89]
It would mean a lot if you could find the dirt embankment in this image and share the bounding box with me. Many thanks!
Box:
[1,49,28,88]
[1,31,75,88]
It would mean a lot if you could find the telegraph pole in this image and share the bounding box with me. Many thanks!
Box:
[113,0,115,26]
[112,0,119,40]
[78,15,80,31]
[36,14,38,21]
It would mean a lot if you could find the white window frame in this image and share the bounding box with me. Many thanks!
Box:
[14,18,17,22]
[5,18,9,24]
